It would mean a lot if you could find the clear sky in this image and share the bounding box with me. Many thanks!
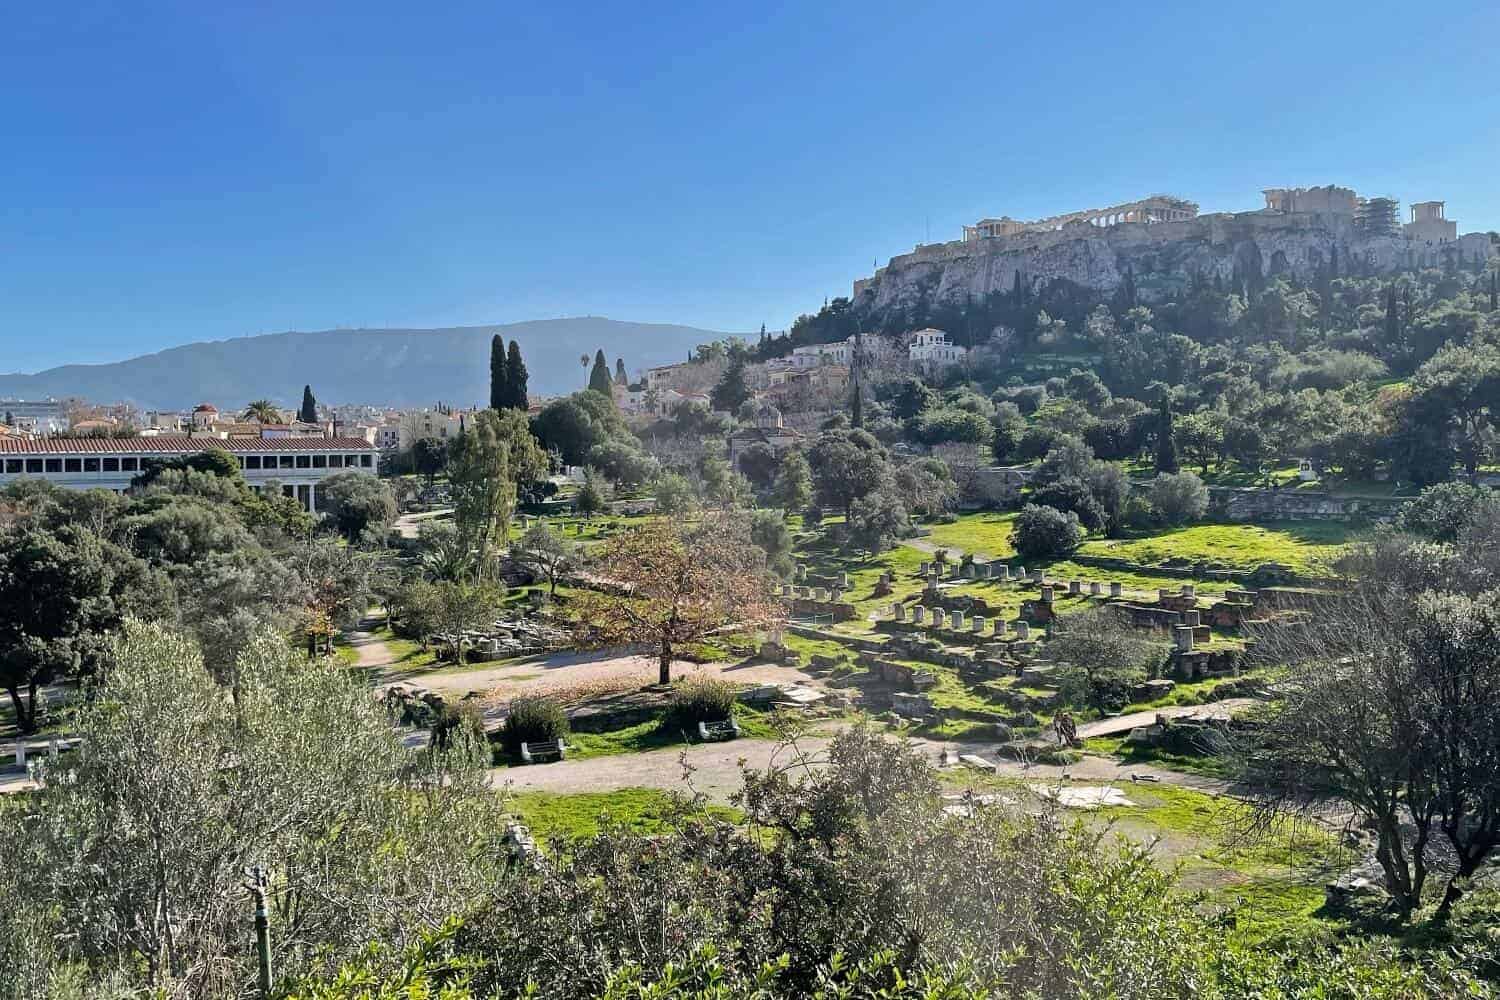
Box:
[3,0,1497,373]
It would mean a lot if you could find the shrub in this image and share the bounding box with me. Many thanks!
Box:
[1398,481,1499,542]
[430,699,485,751]
[664,675,737,731]
[1011,504,1086,560]
[500,695,568,757]
[1148,471,1208,526]
[1031,476,1106,533]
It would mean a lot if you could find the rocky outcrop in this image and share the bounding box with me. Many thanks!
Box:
[853,210,1414,314]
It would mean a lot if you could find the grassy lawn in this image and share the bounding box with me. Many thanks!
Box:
[506,788,741,843]
[922,512,1018,558]
[938,772,1349,947]
[562,707,784,761]
[1078,521,1355,574]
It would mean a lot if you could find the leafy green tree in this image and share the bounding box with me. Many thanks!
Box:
[749,508,795,577]
[882,376,935,421]
[489,334,508,410]
[574,467,614,514]
[299,384,319,424]
[447,408,547,574]
[1031,476,1106,533]
[772,450,813,512]
[0,523,157,731]
[320,471,398,543]
[0,621,503,995]
[1010,504,1086,560]
[588,348,615,396]
[1406,342,1500,477]
[808,429,887,520]
[532,391,636,465]
[710,358,750,412]
[411,436,448,482]
[1148,471,1208,525]
[653,472,699,515]
[1397,482,1500,542]
[1175,409,1226,474]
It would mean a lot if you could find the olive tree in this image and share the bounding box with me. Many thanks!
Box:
[1,620,505,998]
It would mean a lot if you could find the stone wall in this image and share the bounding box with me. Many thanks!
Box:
[1208,487,1408,523]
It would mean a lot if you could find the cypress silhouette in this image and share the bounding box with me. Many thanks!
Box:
[588,349,614,396]
[850,383,864,429]
[1154,394,1179,474]
[506,340,529,409]
[489,334,508,410]
[299,385,318,424]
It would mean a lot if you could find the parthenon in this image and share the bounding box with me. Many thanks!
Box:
[962,194,1198,241]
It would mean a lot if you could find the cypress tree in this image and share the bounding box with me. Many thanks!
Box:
[1491,272,1498,312]
[850,383,864,429]
[506,340,529,409]
[588,349,614,396]
[1154,394,1179,474]
[299,385,318,424]
[489,334,508,410]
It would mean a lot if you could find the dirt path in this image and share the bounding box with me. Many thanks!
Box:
[491,728,1233,804]
[393,508,453,540]
[1075,699,1259,740]
[415,650,816,703]
[345,615,398,671]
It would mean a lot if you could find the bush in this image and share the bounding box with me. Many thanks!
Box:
[500,695,569,757]
[1011,504,1086,560]
[664,675,737,731]
[1148,471,1208,526]
[430,699,485,751]
[1398,481,1499,542]
[1031,476,1106,533]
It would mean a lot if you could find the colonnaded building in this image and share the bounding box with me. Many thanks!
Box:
[0,434,380,511]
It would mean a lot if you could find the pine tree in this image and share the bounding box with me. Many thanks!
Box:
[489,334,508,411]
[850,383,863,429]
[506,340,529,409]
[299,385,318,424]
[1154,394,1179,474]
[588,349,614,396]
[710,359,750,413]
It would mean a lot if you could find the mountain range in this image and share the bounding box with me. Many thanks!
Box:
[0,317,732,411]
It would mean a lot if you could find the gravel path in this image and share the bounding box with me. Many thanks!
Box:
[491,727,1233,804]
[1075,699,1259,740]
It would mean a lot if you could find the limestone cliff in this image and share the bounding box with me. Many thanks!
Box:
[852,209,1467,315]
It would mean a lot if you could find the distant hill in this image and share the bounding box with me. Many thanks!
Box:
[0,318,732,410]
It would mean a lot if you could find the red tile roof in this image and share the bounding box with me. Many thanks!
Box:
[0,435,377,455]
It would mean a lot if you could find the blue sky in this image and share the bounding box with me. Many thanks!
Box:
[3,0,1497,373]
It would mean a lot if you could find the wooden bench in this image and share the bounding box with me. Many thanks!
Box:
[519,739,566,764]
[697,718,741,742]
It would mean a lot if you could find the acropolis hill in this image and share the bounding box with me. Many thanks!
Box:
[852,186,1496,313]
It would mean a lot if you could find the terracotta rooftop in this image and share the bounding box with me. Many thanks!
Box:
[0,435,378,455]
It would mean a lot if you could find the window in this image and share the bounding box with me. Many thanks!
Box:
[26,459,43,473]
[64,459,82,473]
[245,455,262,470]
[360,454,373,468]
[279,455,294,469]
[237,456,246,468]
[312,453,327,468]
[329,454,343,467]
[84,457,100,472]
[103,458,119,472]
[122,457,138,472]
[4,459,20,474]
[45,459,61,473]
[295,454,311,469]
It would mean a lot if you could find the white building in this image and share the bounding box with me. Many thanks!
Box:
[0,434,380,512]
[907,329,967,368]
[0,398,67,435]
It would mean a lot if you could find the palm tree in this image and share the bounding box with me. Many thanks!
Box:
[243,399,282,423]
[580,354,591,388]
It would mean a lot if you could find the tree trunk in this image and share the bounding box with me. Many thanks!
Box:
[658,638,673,686]
[8,685,37,735]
